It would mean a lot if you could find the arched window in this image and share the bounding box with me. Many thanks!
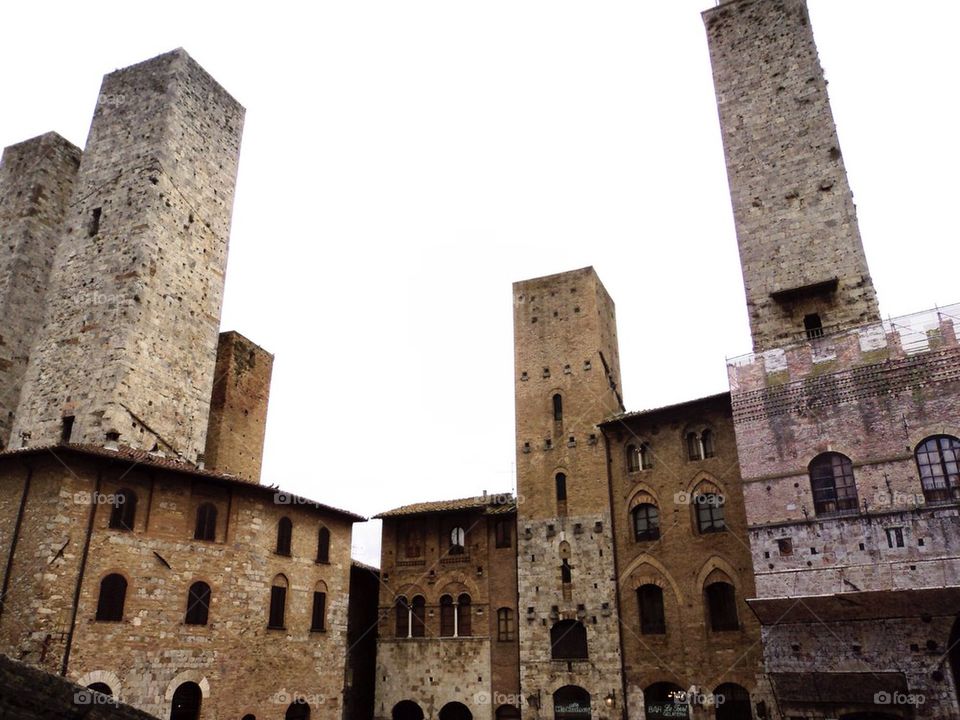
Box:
[411,595,426,637]
[311,581,327,631]
[809,452,858,515]
[457,593,472,637]
[268,574,288,629]
[627,444,641,472]
[561,559,572,585]
[632,503,660,541]
[639,442,653,470]
[705,581,739,631]
[185,581,211,625]
[108,488,137,531]
[916,435,960,502]
[96,574,127,621]
[395,596,410,638]
[687,429,715,461]
[804,313,824,339]
[695,493,726,534]
[497,608,514,642]
[555,473,567,502]
[449,526,466,555]
[170,681,202,720]
[714,683,752,720]
[637,584,666,635]
[194,502,217,541]
[686,432,702,461]
[316,526,331,563]
[276,516,293,556]
[553,394,563,422]
[285,700,310,720]
[550,619,588,659]
[87,682,112,696]
[241,715,256,720]
[440,595,455,637]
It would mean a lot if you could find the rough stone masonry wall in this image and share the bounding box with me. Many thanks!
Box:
[11,49,244,462]
[204,331,274,483]
[0,452,354,720]
[603,396,764,719]
[0,133,81,451]
[704,0,880,351]
[513,267,624,718]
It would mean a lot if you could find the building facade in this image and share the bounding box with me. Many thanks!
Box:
[373,495,520,720]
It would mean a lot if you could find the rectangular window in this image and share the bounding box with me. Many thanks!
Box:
[886,527,904,548]
[268,586,286,629]
[495,518,512,548]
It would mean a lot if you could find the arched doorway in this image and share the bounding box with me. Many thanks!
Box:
[87,682,113,696]
[169,682,202,720]
[554,685,591,720]
[645,682,689,720]
[439,702,472,720]
[495,705,521,720]
[714,683,752,719]
[286,699,310,719]
[392,700,425,720]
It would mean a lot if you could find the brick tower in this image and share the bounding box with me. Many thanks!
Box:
[0,133,81,451]
[513,267,625,718]
[705,0,879,351]
[10,50,244,462]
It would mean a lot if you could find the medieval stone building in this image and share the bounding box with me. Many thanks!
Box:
[0,50,367,720]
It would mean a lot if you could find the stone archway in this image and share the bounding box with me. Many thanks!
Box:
[439,702,472,720]
[554,685,591,720]
[392,700,425,720]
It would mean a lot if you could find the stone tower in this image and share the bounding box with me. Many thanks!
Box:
[705,0,880,351]
[513,267,625,718]
[10,49,244,461]
[0,133,81,451]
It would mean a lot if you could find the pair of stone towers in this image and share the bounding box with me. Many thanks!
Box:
[0,49,270,483]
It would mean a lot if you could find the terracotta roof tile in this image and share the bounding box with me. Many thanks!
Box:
[375,492,516,518]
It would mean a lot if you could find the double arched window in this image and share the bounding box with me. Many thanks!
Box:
[915,435,960,502]
[686,427,716,461]
[626,442,652,472]
[809,452,858,515]
[396,595,427,638]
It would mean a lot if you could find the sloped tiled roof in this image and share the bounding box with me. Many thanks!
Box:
[0,443,365,522]
[375,492,516,518]
[599,391,731,425]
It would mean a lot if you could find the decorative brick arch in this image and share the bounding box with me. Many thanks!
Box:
[684,470,726,497]
[695,555,741,594]
[909,424,960,452]
[619,556,683,605]
[164,671,210,701]
[626,484,660,510]
[75,669,122,698]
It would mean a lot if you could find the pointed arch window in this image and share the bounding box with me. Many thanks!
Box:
[705,581,739,631]
[194,502,217,541]
[915,435,960,502]
[695,492,726,534]
[108,488,137,531]
[809,452,858,515]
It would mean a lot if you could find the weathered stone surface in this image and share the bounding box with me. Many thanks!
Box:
[0,133,81,451]
[11,49,244,463]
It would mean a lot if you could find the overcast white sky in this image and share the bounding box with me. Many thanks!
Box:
[2,1,957,566]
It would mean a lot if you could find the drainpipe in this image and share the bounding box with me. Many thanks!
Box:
[0,464,33,625]
[62,470,102,676]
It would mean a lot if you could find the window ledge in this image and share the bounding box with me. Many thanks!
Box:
[315,559,330,565]
[266,625,287,631]
[310,627,327,633]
